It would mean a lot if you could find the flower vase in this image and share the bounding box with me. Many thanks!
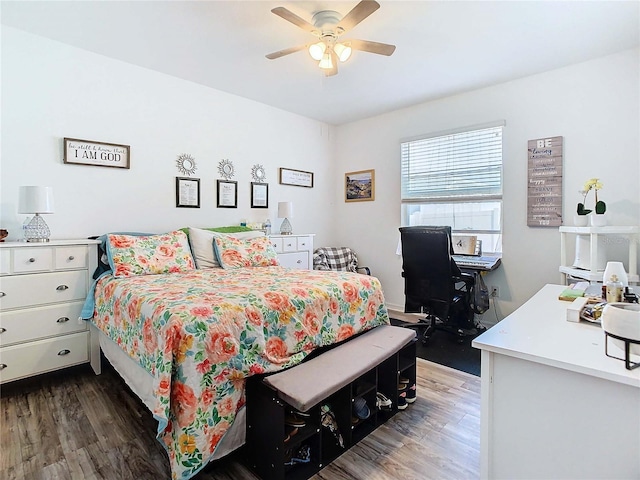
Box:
[573,215,588,227]
[589,213,607,227]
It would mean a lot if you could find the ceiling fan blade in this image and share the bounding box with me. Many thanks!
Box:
[348,39,396,56]
[325,51,338,76]
[271,7,317,34]
[266,44,307,60]
[336,1,380,34]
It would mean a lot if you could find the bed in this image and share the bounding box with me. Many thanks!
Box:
[83,229,390,479]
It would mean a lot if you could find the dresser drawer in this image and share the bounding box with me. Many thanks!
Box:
[0,331,89,383]
[281,237,298,252]
[0,271,87,310]
[0,301,86,346]
[0,250,9,275]
[55,246,88,270]
[296,236,312,251]
[278,251,309,270]
[270,237,284,253]
[13,247,54,273]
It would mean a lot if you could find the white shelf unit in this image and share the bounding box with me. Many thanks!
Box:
[559,226,639,284]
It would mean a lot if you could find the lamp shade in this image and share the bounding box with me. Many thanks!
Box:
[18,186,55,214]
[318,52,333,70]
[334,43,352,62]
[278,201,293,219]
[603,261,629,287]
[309,42,326,61]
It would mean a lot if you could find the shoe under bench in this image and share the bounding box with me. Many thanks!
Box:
[246,324,417,480]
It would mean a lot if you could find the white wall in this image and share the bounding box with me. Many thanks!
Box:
[2,28,638,322]
[333,48,640,321]
[1,27,336,246]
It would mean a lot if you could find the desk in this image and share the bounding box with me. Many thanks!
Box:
[472,284,640,479]
[452,255,501,272]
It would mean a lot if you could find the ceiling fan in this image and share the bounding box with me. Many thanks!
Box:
[266,0,396,76]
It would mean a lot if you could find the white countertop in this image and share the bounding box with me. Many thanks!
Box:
[472,284,640,388]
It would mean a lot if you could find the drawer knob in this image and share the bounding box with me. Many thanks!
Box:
[0,328,5,333]
[29,257,36,263]
[0,292,5,297]
[56,317,70,323]
[56,285,69,291]
[57,349,71,356]
[68,255,75,261]
[0,364,6,370]
[296,260,302,264]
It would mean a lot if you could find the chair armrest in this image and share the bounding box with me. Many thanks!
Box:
[356,266,371,275]
[454,272,475,287]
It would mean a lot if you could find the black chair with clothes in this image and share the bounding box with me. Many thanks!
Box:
[399,226,483,343]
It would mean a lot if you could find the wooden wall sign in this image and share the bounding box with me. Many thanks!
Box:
[527,136,563,227]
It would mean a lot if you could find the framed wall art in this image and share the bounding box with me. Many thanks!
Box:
[176,177,200,208]
[345,169,375,202]
[64,137,130,169]
[217,180,238,208]
[251,182,269,208]
[279,168,314,188]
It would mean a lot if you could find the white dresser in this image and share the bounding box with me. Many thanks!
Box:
[0,239,99,383]
[269,234,314,270]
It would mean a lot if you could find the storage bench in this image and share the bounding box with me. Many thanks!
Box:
[246,325,417,480]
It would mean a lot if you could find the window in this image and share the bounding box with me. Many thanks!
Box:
[401,123,503,253]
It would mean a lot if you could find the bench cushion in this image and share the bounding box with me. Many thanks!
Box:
[263,325,416,412]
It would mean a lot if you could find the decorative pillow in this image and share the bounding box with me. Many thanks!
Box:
[213,234,279,269]
[107,230,196,277]
[188,227,265,268]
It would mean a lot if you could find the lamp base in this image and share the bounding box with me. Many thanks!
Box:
[24,214,51,242]
[280,217,293,235]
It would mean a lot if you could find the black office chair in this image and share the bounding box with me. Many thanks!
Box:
[399,226,479,343]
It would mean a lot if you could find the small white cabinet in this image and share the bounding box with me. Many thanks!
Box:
[559,226,639,284]
[0,239,99,383]
[269,234,314,270]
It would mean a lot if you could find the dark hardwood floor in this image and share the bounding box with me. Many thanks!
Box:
[1,357,480,479]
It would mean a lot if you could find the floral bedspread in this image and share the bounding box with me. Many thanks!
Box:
[90,266,389,479]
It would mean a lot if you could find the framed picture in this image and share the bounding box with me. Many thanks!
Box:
[345,169,375,202]
[64,137,130,169]
[176,177,200,208]
[217,180,238,208]
[279,168,314,188]
[251,182,269,208]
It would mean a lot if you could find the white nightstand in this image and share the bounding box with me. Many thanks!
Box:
[0,239,99,383]
[269,234,315,270]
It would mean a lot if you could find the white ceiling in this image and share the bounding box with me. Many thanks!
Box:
[2,1,639,125]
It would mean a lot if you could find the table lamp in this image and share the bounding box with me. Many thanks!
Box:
[278,201,293,235]
[18,186,55,242]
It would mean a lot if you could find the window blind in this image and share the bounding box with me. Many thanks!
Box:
[401,125,503,201]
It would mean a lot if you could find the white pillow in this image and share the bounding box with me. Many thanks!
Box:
[188,227,265,268]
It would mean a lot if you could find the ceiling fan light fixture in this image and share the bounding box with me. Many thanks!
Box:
[334,42,352,62]
[308,42,326,61]
[318,52,333,69]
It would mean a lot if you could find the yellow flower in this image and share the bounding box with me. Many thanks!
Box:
[178,433,197,454]
[583,178,603,191]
